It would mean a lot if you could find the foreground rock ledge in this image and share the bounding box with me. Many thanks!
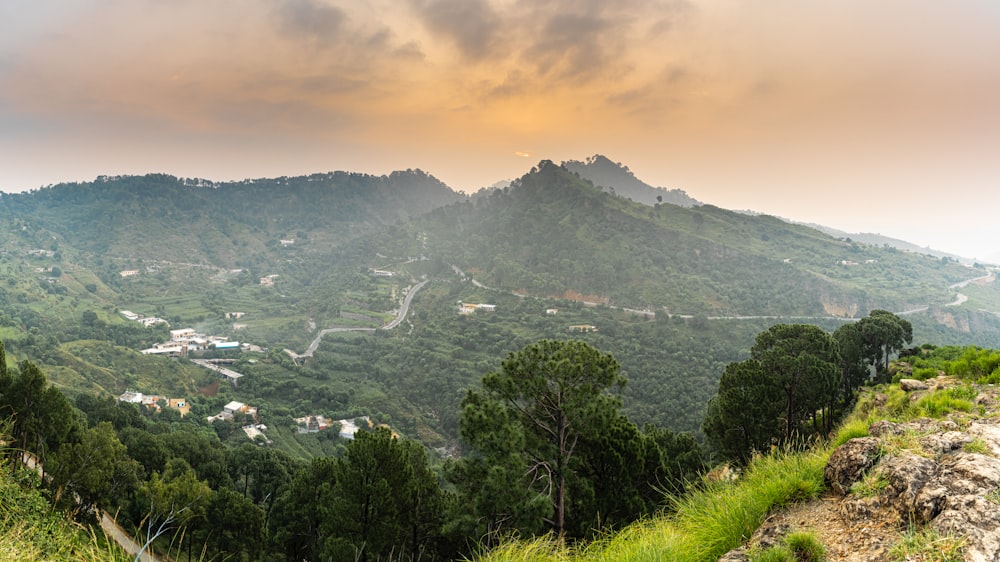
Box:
[719,405,1000,561]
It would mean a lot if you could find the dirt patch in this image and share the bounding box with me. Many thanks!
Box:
[750,494,903,561]
[198,379,220,397]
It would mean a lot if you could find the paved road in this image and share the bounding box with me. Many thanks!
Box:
[285,279,428,360]
[450,265,994,322]
[101,514,162,562]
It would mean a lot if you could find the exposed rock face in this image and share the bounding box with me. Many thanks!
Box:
[825,437,881,496]
[718,385,1000,561]
[899,378,929,391]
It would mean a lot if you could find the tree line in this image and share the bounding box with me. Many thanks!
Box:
[0,338,704,561]
[0,308,915,560]
[703,310,912,462]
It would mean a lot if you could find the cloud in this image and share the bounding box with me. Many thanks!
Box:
[274,0,348,46]
[408,0,502,61]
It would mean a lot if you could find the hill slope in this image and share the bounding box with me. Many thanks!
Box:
[562,154,701,207]
[417,160,977,317]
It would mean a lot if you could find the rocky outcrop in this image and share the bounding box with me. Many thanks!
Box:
[718,382,1000,561]
[824,437,881,496]
[899,378,929,391]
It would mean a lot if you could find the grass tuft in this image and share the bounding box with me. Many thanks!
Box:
[888,526,966,562]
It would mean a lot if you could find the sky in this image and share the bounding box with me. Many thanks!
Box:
[1,1,999,260]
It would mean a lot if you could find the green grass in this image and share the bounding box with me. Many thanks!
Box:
[849,468,889,498]
[913,390,977,419]
[472,449,830,562]
[748,532,827,562]
[0,461,130,562]
[888,526,966,562]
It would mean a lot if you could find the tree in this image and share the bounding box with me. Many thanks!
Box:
[141,460,213,561]
[703,359,782,462]
[752,324,841,438]
[321,427,444,562]
[270,457,338,561]
[704,324,841,462]
[2,361,82,470]
[206,487,265,560]
[47,421,141,515]
[459,339,625,537]
[858,310,912,382]
[834,322,868,401]
[568,416,703,537]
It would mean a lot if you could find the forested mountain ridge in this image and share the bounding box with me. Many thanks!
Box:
[0,158,998,454]
[0,169,464,268]
[415,160,976,317]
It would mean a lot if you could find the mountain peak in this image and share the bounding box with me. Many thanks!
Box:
[561,155,700,207]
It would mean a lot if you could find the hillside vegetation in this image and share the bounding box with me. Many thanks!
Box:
[475,345,1000,561]
[0,159,998,451]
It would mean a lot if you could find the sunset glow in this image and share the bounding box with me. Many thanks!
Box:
[2,1,999,258]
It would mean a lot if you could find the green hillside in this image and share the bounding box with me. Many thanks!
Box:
[417,160,975,316]
[0,160,998,451]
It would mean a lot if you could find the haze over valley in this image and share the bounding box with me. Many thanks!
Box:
[3,2,1000,560]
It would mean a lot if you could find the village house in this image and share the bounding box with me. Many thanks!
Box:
[458,302,497,314]
[167,398,190,417]
[118,391,189,416]
[242,424,271,444]
[294,415,333,433]
[119,269,140,277]
[207,400,258,423]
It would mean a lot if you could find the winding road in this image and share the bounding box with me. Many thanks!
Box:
[450,265,995,323]
[284,279,428,360]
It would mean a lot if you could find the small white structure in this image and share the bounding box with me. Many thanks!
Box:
[120,270,139,277]
[119,391,144,404]
[170,328,197,341]
[224,401,245,415]
[120,310,140,321]
[337,416,371,440]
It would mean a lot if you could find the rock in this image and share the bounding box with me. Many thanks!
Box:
[868,420,903,437]
[920,431,973,454]
[717,547,750,561]
[900,378,929,391]
[825,437,882,496]
[882,453,937,517]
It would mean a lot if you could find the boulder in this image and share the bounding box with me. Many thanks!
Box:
[825,437,882,496]
[900,378,929,391]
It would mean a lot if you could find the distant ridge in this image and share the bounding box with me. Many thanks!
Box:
[562,154,700,207]
[802,223,979,264]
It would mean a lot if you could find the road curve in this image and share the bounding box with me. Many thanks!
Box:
[285,279,428,360]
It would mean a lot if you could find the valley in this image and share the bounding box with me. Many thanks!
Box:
[1,160,998,456]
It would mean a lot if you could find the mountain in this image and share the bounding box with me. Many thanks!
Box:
[562,154,700,207]
[417,160,978,317]
[1,159,998,450]
[0,169,464,268]
[802,223,978,263]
